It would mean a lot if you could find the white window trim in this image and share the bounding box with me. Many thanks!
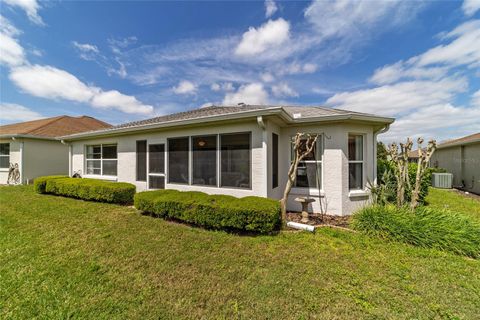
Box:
[85,144,118,177]
[0,143,10,170]
[348,133,366,191]
[290,133,324,192]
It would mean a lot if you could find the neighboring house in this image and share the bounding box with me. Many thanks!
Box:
[407,149,423,163]
[0,116,111,185]
[430,132,480,194]
[61,105,394,215]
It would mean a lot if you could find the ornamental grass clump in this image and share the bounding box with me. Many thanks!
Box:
[352,205,480,258]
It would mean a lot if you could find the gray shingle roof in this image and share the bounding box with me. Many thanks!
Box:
[61,104,394,140]
[112,104,376,130]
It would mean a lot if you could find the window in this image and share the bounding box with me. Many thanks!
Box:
[86,144,117,176]
[149,144,165,189]
[136,140,147,181]
[168,137,189,184]
[0,143,9,169]
[348,134,364,190]
[220,133,251,189]
[272,133,278,188]
[291,135,322,189]
[192,135,217,186]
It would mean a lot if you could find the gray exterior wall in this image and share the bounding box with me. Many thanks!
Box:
[431,142,480,194]
[0,138,68,184]
[69,119,379,215]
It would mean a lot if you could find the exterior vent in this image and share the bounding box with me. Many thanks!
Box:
[432,173,453,189]
[293,113,302,119]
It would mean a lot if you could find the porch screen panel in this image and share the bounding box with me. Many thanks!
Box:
[220,133,251,189]
[149,144,165,174]
[192,135,217,186]
[136,140,147,181]
[168,137,189,184]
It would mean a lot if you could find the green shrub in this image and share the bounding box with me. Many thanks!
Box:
[134,190,281,234]
[352,205,480,258]
[34,175,69,193]
[39,177,135,204]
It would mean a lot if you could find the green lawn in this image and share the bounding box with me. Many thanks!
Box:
[426,187,480,222]
[1,186,479,319]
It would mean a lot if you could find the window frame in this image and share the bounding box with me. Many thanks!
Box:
[290,134,323,191]
[0,143,10,169]
[85,143,118,177]
[348,133,365,191]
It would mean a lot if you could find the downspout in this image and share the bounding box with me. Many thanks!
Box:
[257,116,268,197]
[12,137,24,184]
[61,140,71,177]
[373,124,390,184]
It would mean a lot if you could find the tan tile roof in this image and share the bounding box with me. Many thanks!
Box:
[438,132,480,148]
[0,115,111,138]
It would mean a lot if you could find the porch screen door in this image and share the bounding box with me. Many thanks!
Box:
[148,144,165,189]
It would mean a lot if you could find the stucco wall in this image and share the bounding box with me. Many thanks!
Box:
[0,139,21,185]
[431,143,480,194]
[23,139,68,183]
[70,120,378,215]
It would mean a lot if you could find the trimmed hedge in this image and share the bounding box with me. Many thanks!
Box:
[35,176,136,204]
[34,175,68,193]
[134,190,281,234]
[352,205,480,258]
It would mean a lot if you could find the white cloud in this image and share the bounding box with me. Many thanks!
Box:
[304,0,421,40]
[3,0,44,25]
[276,62,318,76]
[90,90,153,114]
[472,90,480,107]
[10,65,95,102]
[210,82,234,92]
[235,18,290,57]
[172,80,197,95]
[72,41,99,53]
[265,0,278,18]
[260,72,275,82]
[0,32,26,67]
[223,83,269,105]
[413,20,480,68]
[382,103,480,142]
[199,102,214,109]
[271,83,298,98]
[326,77,468,116]
[462,0,480,16]
[370,62,448,85]
[0,15,21,37]
[9,65,153,114]
[0,103,43,122]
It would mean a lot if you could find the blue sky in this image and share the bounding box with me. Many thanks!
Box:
[1,0,479,142]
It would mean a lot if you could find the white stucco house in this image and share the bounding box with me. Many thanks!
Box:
[61,105,394,215]
[0,115,111,185]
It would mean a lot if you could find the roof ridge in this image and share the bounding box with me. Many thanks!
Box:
[23,115,67,134]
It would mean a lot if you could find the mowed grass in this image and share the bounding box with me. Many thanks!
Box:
[426,187,480,222]
[1,186,480,319]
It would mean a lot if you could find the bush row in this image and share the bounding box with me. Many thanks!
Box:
[352,204,480,258]
[34,176,136,204]
[134,190,281,234]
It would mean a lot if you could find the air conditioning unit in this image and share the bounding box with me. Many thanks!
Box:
[432,173,453,189]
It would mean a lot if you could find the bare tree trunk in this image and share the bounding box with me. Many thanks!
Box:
[411,139,436,209]
[388,138,413,207]
[280,133,318,225]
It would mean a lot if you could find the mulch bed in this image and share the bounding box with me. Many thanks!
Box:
[286,212,351,228]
